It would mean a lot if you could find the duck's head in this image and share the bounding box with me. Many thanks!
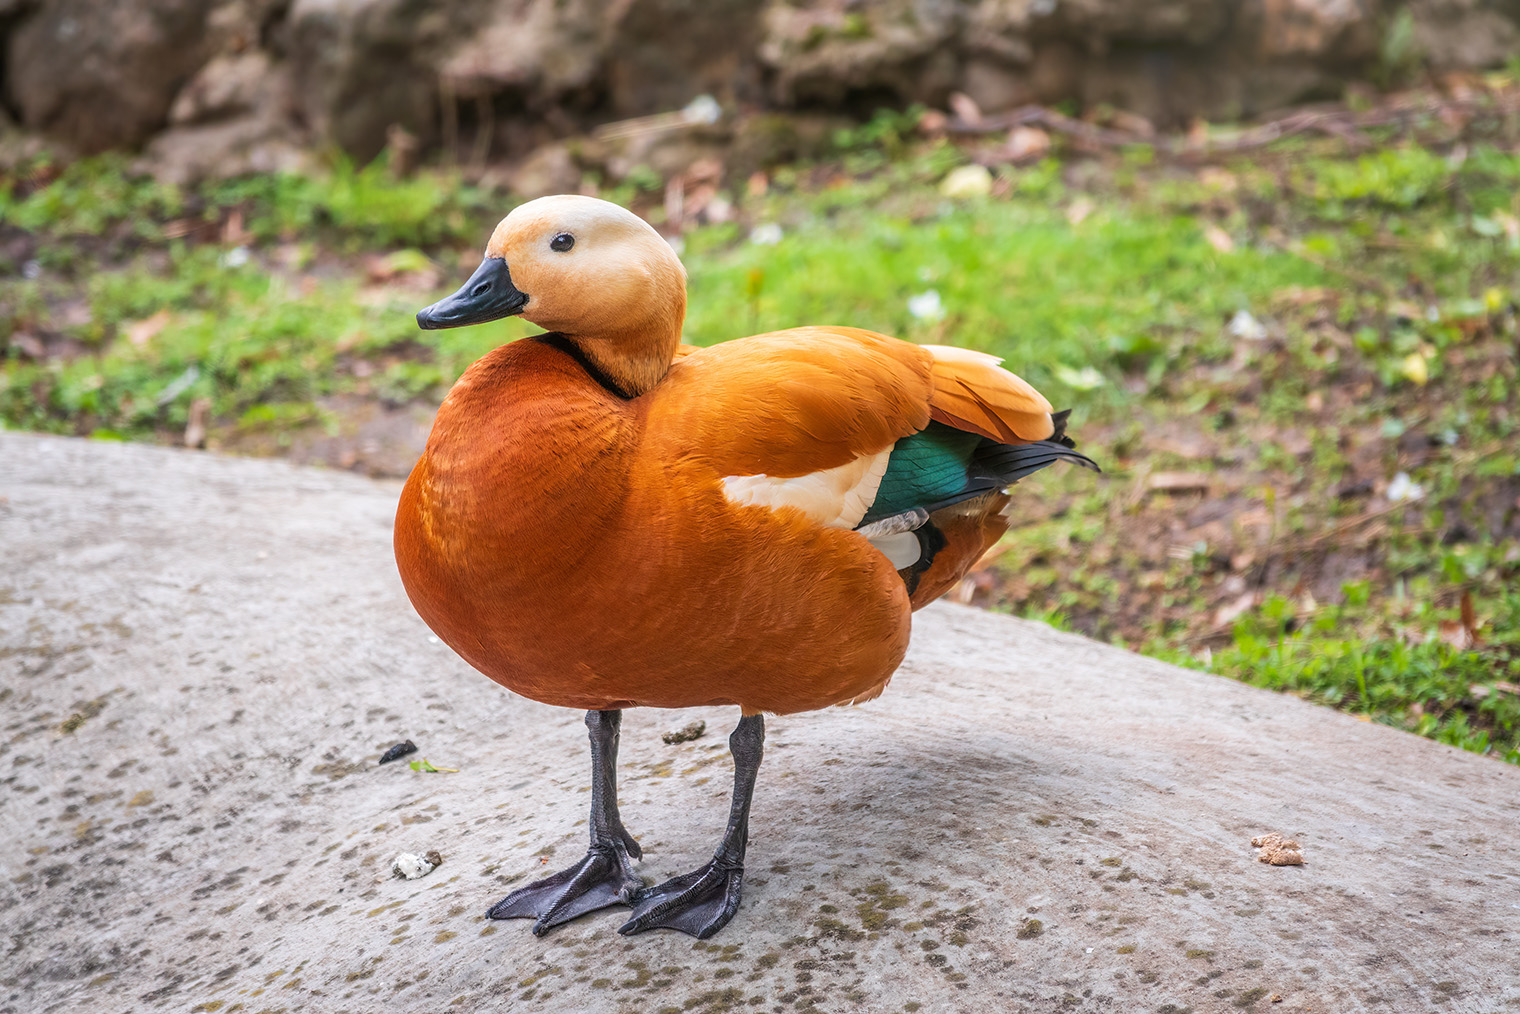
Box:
[417,194,687,397]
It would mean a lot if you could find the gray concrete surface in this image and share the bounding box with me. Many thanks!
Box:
[1,431,1517,1014]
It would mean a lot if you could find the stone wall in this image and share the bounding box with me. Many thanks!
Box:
[3,0,1516,176]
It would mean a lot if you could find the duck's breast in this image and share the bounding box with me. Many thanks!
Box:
[395,338,638,690]
[396,337,913,715]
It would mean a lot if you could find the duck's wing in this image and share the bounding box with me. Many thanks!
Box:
[650,327,937,481]
[918,343,1055,444]
[648,327,1074,534]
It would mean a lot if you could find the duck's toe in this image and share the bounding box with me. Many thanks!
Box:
[487,843,643,935]
[617,860,744,939]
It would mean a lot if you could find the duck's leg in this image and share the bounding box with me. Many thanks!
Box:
[486,709,643,935]
[619,713,764,939]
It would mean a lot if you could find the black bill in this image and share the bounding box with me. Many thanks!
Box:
[416,257,528,330]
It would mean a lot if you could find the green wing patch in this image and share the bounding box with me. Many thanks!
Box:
[863,421,981,524]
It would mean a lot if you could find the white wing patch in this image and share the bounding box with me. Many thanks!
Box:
[864,530,922,569]
[720,448,892,530]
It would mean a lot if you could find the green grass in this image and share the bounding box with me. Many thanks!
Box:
[2,130,1517,764]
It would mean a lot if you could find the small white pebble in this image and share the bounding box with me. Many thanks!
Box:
[749,223,783,246]
[908,289,945,322]
[1228,309,1267,341]
[1387,472,1424,502]
[682,94,722,125]
[221,246,250,269]
[392,852,436,880]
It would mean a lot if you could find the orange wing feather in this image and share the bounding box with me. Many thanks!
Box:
[921,344,1054,444]
[646,326,936,478]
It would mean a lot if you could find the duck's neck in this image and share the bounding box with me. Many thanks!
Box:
[560,288,686,398]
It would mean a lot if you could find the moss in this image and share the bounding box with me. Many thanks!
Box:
[1017,919,1043,939]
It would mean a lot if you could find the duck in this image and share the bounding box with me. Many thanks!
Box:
[394,194,1097,940]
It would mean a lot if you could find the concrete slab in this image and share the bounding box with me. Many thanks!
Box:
[1,432,1516,1014]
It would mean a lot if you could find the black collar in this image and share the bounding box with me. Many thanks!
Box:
[535,333,636,400]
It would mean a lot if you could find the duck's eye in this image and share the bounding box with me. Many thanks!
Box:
[550,233,575,252]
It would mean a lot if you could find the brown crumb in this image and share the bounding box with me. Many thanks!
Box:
[1251,833,1305,866]
[662,720,706,745]
[425,850,443,867]
[1270,994,1284,1003]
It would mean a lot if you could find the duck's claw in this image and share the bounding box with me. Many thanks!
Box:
[487,842,643,936]
[617,860,744,939]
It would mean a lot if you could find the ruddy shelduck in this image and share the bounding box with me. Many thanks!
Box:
[395,195,1096,939]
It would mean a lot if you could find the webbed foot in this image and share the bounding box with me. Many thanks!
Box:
[487,837,643,936]
[617,859,744,939]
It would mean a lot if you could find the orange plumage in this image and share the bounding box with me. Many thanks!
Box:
[395,195,1095,939]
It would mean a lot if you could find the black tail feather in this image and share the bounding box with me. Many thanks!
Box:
[907,439,1101,517]
[1049,408,1077,449]
[973,440,1101,485]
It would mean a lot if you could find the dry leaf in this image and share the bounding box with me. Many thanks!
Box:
[917,109,948,136]
[948,91,983,126]
[1204,223,1235,253]
[1006,126,1050,162]
[184,397,211,449]
[10,331,46,359]
[1147,472,1211,493]
[1066,197,1095,226]
[1460,590,1480,645]
[1215,592,1257,627]
[1198,167,1238,191]
[126,309,172,348]
[221,208,251,247]
[1438,592,1481,650]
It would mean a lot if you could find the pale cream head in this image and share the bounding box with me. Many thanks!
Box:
[486,195,688,350]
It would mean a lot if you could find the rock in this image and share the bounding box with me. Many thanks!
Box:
[391,851,438,879]
[144,45,309,184]
[168,50,279,126]
[1253,0,1382,61]
[960,56,1035,115]
[939,163,994,198]
[6,0,1520,163]
[139,114,310,184]
[503,140,584,199]
[1023,0,1234,47]
[6,0,216,153]
[284,0,451,162]
[600,0,767,118]
[3,431,1518,1011]
[760,0,965,106]
[1411,0,1520,70]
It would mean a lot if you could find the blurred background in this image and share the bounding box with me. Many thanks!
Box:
[1,0,1517,762]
